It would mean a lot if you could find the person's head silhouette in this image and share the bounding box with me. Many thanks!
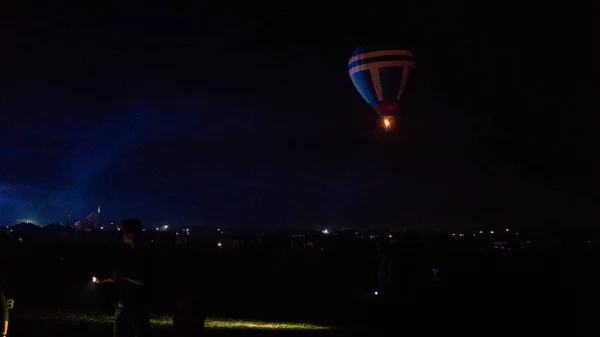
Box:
[121,219,142,247]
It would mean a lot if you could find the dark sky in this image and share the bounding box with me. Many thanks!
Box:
[0,2,593,229]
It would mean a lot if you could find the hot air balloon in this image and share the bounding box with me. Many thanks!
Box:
[348,46,416,131]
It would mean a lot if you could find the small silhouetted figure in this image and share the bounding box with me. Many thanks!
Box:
[97,219,152,337]
[1,283,9,337]
[173,248,208,337]
[432,268,439,281]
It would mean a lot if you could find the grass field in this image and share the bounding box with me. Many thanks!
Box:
[16,309,333,330]
[10,308,350,337]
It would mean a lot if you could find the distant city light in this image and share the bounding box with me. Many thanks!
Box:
[505,228,509,232]
[217,242,222,247]
[479,231,483,234]
[100,226,104,230]
[388,235,392,238]
[452,233,456,236]
[156,228,159,231]
[490,230,494,234]
[322,229,329,234]
[374,291,379,296]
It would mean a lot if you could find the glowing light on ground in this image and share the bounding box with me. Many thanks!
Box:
[18,310,333,331]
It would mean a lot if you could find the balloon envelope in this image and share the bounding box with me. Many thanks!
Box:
[348,46,416,118]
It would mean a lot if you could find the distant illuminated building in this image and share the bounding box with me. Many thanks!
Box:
[16,218,40,226]
[73,207,102,231]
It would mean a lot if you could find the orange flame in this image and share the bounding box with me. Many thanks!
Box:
[382,117,394,131]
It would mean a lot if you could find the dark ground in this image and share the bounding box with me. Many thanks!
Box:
[1,234,595,336]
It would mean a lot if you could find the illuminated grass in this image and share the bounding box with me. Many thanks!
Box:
[18,310,333,331]
[205,318,331,330]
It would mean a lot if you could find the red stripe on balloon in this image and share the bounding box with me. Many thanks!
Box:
[373,104,400,117]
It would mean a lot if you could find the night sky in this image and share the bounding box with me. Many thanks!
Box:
[0,2,592,229]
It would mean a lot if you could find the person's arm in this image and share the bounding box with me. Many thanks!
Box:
[113,267,144,287]
[96,270,117,284]
[1,286,8,337]
[98,276,143,286]
[97,278,115,283]
[120,277,144,287]
[122,249,151,288]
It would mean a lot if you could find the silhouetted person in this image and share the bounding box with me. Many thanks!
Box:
[97,219,152,337]
[1,283,8,337]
